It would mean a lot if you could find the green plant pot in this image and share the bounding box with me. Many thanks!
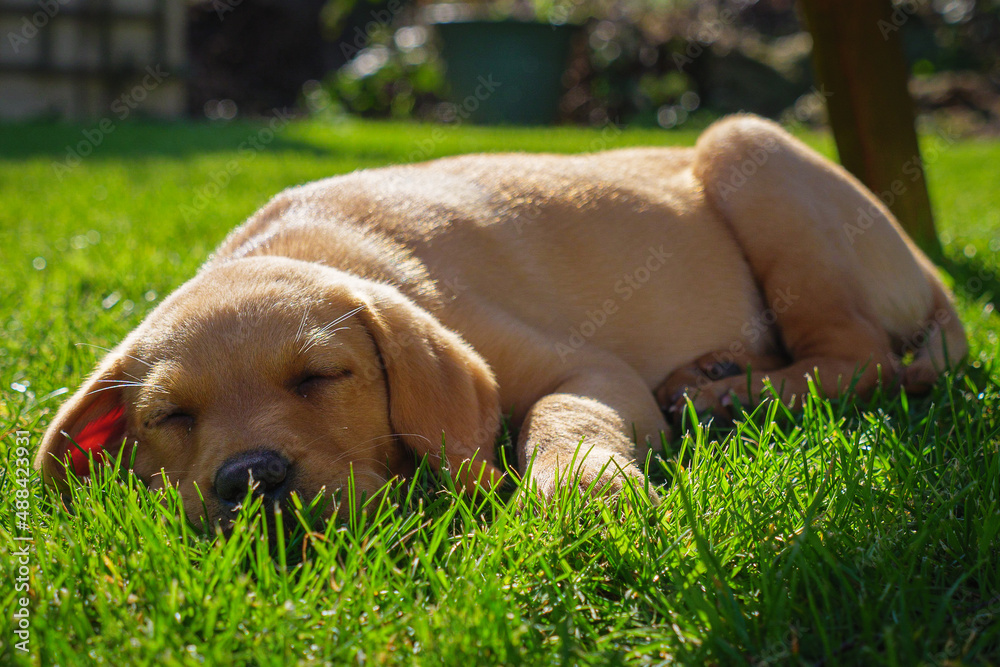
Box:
[433,19,577,125]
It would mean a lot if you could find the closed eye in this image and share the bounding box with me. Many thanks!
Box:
[147,411,195,431]
[295,370,353,398]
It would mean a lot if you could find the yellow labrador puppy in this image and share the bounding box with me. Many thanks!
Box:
[38,115,966,527]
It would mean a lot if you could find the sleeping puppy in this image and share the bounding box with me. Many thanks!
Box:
[37,115,967,529]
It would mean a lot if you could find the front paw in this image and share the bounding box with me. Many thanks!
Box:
[527,449,659,506]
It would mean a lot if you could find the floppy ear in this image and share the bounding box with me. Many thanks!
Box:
[356,282,503,490]
[36,352,131,489]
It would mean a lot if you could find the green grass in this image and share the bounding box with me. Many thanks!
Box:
[1,119,998,665]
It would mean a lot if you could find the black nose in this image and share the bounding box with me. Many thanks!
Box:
[214,449,290,504]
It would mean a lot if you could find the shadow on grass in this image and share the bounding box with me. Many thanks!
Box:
[0,120,351,161]
[0,118,712,167]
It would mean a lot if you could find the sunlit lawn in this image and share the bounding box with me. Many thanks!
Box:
[1,118,998,665]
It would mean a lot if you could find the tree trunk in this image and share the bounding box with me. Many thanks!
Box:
[797,0,942,258]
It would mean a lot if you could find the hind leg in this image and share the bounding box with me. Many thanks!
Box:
[675,115,923,416]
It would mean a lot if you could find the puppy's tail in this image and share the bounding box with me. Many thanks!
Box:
[898,276,967,394]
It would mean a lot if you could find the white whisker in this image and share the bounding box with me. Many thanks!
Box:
[299,305,365,354]
[294,307,311,344]
[75,343,151,368]
[85,380,168,398]
[328,304,366,328]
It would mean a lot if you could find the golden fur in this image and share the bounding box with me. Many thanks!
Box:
[38,115,966,526]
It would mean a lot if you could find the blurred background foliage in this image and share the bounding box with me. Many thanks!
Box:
[187,0,1000,134]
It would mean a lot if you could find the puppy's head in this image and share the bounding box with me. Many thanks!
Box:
[37,257,501,529]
